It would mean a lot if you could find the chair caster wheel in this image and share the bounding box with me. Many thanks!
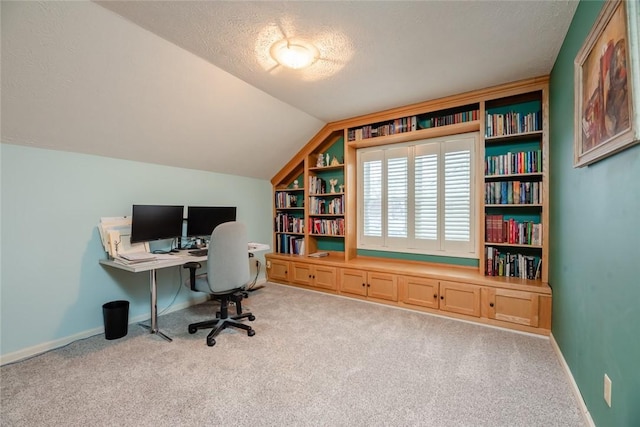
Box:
[188,326,197,334]
[248,329,255,337]
[207,337,216,347]
[248,315,256,321]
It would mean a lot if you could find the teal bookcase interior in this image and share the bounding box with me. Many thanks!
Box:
[485,140,541,157]
[315,236,345,252]
[357,249,479,267]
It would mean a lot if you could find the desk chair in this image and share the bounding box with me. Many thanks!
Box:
[183,221,255,346]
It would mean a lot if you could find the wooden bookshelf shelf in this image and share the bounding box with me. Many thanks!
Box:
[349,120,480,148]
[485,130,543,143]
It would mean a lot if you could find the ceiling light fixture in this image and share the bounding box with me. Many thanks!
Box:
[270,39,318,70]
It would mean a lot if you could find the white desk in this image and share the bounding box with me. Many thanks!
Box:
[100,252,207,341]
[99,243,270,342]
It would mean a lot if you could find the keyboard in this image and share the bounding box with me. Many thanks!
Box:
[188,249,208,257]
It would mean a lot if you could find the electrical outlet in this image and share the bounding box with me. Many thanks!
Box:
[266,260,271,268]
[604,374,612,407]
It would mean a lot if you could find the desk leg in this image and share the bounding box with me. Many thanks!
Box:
[139,269,172,342]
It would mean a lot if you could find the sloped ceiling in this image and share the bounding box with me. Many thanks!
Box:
[1,1,578,180]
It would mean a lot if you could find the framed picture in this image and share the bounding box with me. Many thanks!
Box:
[574,0,640,167]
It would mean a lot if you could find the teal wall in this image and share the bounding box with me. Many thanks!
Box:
[0,144,272,359]
[550,1,640,426]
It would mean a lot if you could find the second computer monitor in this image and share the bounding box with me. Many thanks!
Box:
[187,206,237,238]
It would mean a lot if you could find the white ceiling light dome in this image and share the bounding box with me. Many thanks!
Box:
[270,39,319,70]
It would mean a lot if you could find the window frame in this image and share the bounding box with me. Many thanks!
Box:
[356,132,479,259]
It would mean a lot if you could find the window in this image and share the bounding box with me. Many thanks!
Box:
[357,133,477,258]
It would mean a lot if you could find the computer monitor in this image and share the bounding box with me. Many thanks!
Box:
[130,205,185,244]
[187,206,237,238]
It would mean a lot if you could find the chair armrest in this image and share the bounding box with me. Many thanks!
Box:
[183,262,202,291]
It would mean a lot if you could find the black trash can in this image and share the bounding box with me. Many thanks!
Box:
[102,300,129,340]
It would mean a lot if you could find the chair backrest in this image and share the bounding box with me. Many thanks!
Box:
[206,221,251,293]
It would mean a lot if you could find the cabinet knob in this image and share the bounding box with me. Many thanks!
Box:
[490,302,494,307]
[362,283,365,287]
[367,283,370,287]
[440,296,444,300]
[433,294,438,299]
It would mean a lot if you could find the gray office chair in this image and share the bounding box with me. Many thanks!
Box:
[183,221,255,346]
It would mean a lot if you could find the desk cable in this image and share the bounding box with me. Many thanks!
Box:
[245,259,261,292]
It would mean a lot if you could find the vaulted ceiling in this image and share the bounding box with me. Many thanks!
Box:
[1,1,578,180]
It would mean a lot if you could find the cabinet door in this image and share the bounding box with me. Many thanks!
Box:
[485,288,539,327]
[268,260,290,282]
[291,263,313,286]
[439,281,481,317]
[339,268,367,296]
[313,265,338,290]
[367,272,397,301]
[399,276,439,309]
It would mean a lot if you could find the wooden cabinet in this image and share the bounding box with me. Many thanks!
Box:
[291,262,337,290]
[438,280,481,317]
[398,276,439,309]
[266,252,551,334]
[339,268,397,301]
[339,268,367,296]
[482,287,539,327]
[267,259,290,282]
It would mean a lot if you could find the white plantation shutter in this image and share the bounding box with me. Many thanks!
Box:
[414,143,439,249]
[358,133,476,257]
[443,138,474,253]
[386,148,408,242]
[360,150,383,245]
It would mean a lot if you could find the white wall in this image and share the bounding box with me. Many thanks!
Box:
[0,144,272,360]
[1,1,324,180]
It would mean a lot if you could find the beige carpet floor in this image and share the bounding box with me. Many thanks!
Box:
[1,283,585,426]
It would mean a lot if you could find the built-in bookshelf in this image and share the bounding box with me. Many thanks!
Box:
[270,78,549,284]
[307,137,346,253]
[270,130,346,258]
[482,89,548,283]
[268,77,552,335]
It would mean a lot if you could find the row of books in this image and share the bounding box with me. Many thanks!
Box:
[308,176,327,195]
[485,246,541,280]
[425,109,479,128]
[348,116,417,141]
[276,234,305,255]
[309,195,344,215]
[486,110,541,137]
[275,191,302,209]
[309,217,345,236]
[485,181,542,205]
[485,215,542,245]
[274,213,304,234]
[347,109,479,141]
[485,150,542,176]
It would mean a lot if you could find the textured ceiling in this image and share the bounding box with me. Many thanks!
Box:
[2,1,578,180]
[95,1,579,122]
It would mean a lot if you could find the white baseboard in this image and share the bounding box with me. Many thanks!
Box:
[550,333,595,427]
[0,294,210,366]
[1,278,270,366]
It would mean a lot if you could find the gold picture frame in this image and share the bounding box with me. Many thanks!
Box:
[574,0,640,167]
